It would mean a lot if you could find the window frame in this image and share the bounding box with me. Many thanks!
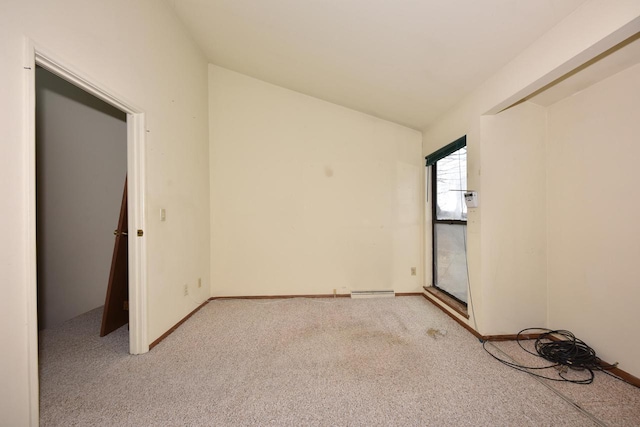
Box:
[429,140,468,307]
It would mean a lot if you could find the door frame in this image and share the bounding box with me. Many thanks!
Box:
[24,39,148,424]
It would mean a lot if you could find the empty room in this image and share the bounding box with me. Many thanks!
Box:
[2,0,640,425]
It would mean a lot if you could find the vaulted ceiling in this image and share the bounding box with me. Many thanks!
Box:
[168,0,586,130]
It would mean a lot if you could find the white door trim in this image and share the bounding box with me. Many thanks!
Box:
[23,39,149,426]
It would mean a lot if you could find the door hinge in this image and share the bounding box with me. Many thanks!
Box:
[123,300,129,311]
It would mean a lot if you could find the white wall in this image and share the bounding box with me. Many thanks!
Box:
[547,63,640,377]
[209,65,422,297]
[423,1,640,155]
[422,0,640,377]
[480,102,547,334]
[422,0,640,335]
[36,67,127,330]
[0,1,210,424]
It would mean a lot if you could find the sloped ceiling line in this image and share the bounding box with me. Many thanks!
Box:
[169,0,587,130]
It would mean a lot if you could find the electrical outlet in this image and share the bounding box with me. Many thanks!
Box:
[197,278,202,288]
[411,267,416,276]
[183,284,188,296]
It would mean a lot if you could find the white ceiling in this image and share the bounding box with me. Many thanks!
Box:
[168,0,586,130]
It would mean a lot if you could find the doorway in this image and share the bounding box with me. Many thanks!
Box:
[27,48,148,353]
[24,46,149,423]
[36,66,127,332]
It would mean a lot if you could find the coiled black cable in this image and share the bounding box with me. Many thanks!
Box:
[483,328,634,387]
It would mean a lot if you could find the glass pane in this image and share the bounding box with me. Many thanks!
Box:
[434,223,468,303]
[436,147,467,220]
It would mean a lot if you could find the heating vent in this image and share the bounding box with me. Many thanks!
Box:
[350,290,395,299]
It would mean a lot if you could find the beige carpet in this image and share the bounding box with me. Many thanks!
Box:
[38,297,639,426]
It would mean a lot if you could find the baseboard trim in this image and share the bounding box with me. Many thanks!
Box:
[210,294,350,300]
[210,292,423,300]
[421,292,482,340]
[483,333,547,341]
[149,300,209,350]
[605,365,640,387]
[423,286,469,319]
[420,296,640,388]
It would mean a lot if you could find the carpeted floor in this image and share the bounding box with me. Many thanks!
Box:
[38,297,640,426]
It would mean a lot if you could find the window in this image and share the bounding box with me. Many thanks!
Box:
[426,136,469,305]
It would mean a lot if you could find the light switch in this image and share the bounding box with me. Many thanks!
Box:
[160,208,166,221]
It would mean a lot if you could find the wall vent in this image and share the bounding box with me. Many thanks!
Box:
[350,290,395,299]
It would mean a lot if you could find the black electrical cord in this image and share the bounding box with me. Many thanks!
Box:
[482,328,637,387]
